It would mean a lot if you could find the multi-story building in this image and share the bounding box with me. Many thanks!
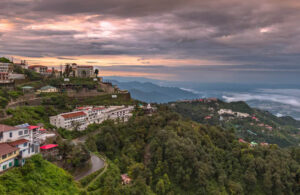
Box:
[0,124,40,172]
[77,66,94,78]
[0,63,13,83]
[0,63,12,73]
[50,106,134,131]
[50,111,88,130]
[28,65,48,75]
[106,106,134,121]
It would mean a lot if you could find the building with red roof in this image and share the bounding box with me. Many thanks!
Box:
[121,174,132,185]
[28,65,48,74]
[50,111,88,130]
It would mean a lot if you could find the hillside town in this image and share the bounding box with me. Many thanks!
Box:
[0,58,143,179]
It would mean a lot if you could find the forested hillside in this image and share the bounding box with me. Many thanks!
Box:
[86,108,300,194]
[169,100,300,147]
[0,155,80,194]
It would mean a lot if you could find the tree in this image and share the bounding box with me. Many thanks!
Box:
[0,57,11,63]
[94,69,99,77]
[82,70,87,78]
[64,64,72,77]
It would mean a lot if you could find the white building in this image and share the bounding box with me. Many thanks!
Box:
[0,124,41,172]
[218,109,250,118]
[50,105,134,130]
[50,111,88,131]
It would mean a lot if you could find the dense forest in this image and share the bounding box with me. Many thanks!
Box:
[86,108,300,194]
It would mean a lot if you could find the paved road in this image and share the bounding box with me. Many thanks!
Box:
[74,154,105,181]
[72,130,105,181]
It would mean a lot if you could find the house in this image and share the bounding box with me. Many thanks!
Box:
[0,124,31,143]
[0,124,40,156]
[0,124,42,172]
[0,143,19,172]
[37,85,58,93]
[121,174,131,185]
[28,65,48,75]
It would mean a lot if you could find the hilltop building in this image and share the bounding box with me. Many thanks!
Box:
[65,63,94,78]
[14,60,28,69]
[28,65,48,75]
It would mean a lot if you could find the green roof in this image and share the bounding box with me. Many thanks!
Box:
[40,85,56,90]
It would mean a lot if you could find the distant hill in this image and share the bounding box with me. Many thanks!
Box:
[108,80,198,103]
[169,99,300,147]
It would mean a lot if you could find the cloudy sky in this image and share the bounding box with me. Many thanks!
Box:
[1,0,300,81]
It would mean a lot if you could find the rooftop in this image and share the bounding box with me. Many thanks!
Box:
[40,144,58,150]
[0,124,18,133]
[61,111,87,119]
[8,139,29,147]
[0,143,19,156]
[28,65,47,68]
[40,85,57,90]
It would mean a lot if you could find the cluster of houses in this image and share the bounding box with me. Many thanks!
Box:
[218,109,250,118]
[0,124,56,172]
[50,105,134,131]
[179,98,218,103]
[238,138,269,147]
[28,63,96,78]
[0,61,100,86]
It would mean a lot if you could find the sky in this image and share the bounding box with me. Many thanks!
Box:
[1,0,300,81]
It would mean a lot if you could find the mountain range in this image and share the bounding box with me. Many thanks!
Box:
[107,79,198,103]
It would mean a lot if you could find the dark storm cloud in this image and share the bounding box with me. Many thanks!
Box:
[1,0,300,67]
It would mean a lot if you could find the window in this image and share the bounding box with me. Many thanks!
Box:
[18,131,23,136]
[8,152,12,157]
[9,132,13,138]
[14,151,16,154]
[9,162,13,167]
[3,165,7,170]
[2,154,7,159]
[23,142,27,147]
[24,130,28,134]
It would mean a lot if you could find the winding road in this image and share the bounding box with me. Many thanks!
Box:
[74,154,105,181]
[72,130,106,181]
